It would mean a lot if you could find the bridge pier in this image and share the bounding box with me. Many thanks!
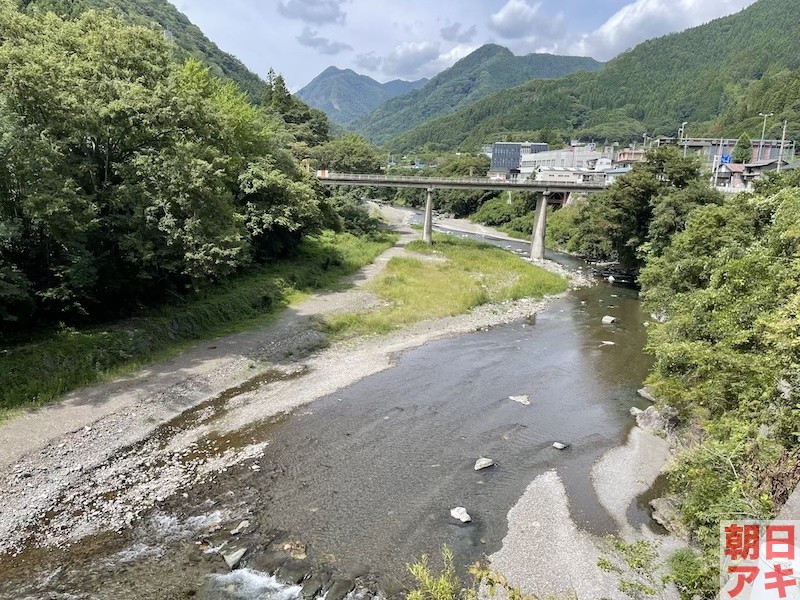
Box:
[423,187,434,244]
[530,192,548,261]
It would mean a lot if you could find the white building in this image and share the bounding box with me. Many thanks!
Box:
[533,167,607,186]
[520,143,615,178]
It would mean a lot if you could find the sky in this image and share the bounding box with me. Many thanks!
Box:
[168,0,758,90]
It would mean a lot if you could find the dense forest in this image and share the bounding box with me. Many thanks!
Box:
[21,0,268,101]
[352,44,603,145]
[385,0,800,152]
[297,67,427,125]
[0,1,369,334]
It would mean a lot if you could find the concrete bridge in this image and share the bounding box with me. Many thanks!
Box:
[317,172,607,260]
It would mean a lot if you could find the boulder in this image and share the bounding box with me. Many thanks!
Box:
[474,457,495,471]
[637,387,657,403]
[230,520,250,535]
[601,316,616,325]
[630,407,643,417]
[450,507,471,523]
[635,406,667,432]
[325,580,356,600]
[552,442,569,450]
[650,497,690,538]
[222,547,247,570]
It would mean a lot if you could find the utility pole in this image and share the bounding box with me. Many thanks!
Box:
[758,112,774,160]
[777,120,788,173]
[423,188,434,244]
[679,121,688,157]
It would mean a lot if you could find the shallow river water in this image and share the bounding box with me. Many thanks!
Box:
[0,235,656,600]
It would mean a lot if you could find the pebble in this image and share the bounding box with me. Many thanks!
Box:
[450,507,472,523]
[474,457,495,471]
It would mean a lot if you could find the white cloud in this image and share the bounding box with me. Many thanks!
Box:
[382,41,441,76]
[567,0,757,60]
[440,22,477,43]
[488,0,563,41]
[354,51,382,72]
[296,27,352,55]
[277,0,347,25]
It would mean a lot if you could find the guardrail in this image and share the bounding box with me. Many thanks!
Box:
[317,172,608,190]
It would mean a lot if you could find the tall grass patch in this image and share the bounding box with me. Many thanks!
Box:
[324,235,567,337]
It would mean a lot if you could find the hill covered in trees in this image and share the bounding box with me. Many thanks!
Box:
[352,44,604,144]
[297,67,427,125]
[386,0,800,152]
[21,0,268,100]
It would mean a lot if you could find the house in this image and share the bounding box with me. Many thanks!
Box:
[655,137,796,167]
[715,163,747,191]
[714,159,789,191]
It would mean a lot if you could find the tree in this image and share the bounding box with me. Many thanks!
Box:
[311,134,383,173]
[733,133,753,163]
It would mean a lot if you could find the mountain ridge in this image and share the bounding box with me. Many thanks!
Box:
[297,67,427,125]
[352,44,604,144]
[385,0,800,152]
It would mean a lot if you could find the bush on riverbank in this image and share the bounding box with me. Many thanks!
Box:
[0,231,396,415]
[638,177,800,596]
[323,235,567,337]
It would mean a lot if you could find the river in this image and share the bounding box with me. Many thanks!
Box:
[0,226,658,600]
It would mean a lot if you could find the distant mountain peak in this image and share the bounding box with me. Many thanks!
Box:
[297,68,428,125]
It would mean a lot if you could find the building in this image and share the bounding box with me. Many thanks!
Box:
[714,159,789,191]
[654,137,796,165]
[533,166,606,186]
[519,143,615,176]
[614,148,646,167]
[488,142,549,178]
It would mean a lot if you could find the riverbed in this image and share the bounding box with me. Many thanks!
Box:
[0,217,666,600]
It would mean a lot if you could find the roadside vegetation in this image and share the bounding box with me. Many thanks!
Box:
[323,235,567,338]
[0,231,396,416]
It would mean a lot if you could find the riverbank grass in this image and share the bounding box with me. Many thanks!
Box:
[0,231,397,417]
[323,234,567,337]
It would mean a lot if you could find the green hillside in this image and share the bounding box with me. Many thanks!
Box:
[353,44,603,144]
[22,0,268,100]
[297,67,427,124]
[388,0,800,152]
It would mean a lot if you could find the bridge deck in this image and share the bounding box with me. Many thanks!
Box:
[317,173,607,193]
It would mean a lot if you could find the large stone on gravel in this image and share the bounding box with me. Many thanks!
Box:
[601,316,616,324]
[474,457,495,471]
[222,547,247,570]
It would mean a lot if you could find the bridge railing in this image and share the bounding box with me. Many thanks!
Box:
[318,172,608,189]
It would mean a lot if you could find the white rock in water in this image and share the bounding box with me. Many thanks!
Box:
[222,548,247,570]
[230,520,250,535]
[601,316,616,325]
[552,442,569,450]
[601,341,616,346]
[450,507,472,523]
[510,395,531,405]
[474,458,495,471]
[608,275,616,283]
